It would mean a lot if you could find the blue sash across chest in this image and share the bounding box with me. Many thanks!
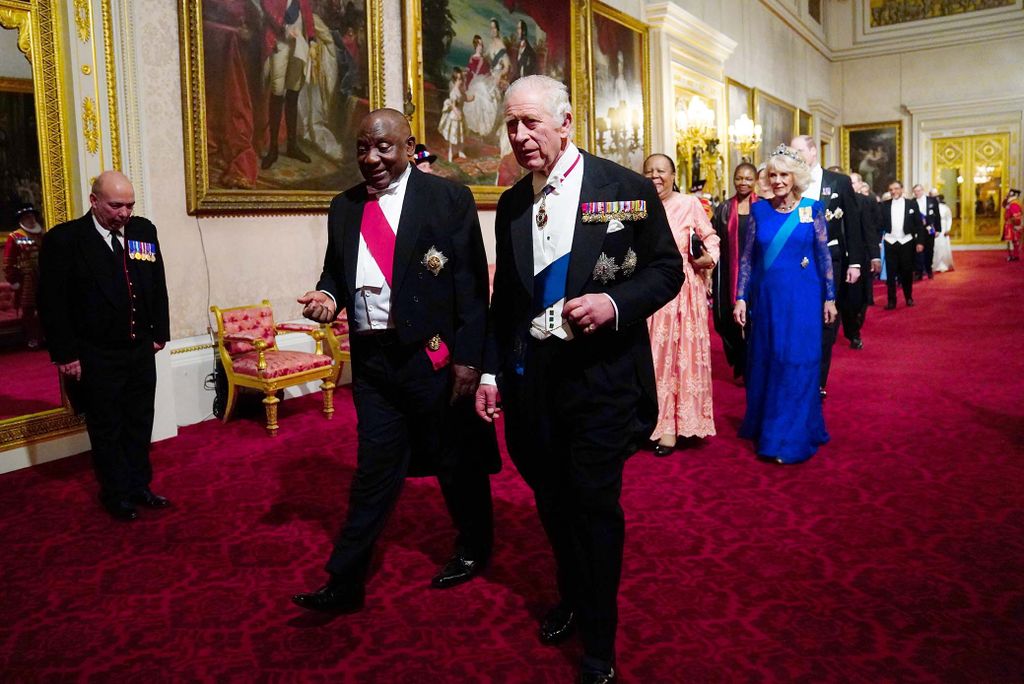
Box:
[763,201,807,271]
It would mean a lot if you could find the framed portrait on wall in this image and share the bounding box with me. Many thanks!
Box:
[405,0,590,205]
[798,109,813,137]
[589,2,649,174]
[753,89,796,164]
[841,121,903,197]
[725,78,752,178]
[179,0,385,214]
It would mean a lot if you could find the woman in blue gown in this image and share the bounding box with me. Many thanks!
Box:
[733,145,836,464]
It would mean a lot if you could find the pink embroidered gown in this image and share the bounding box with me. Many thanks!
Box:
[648,192,721,439]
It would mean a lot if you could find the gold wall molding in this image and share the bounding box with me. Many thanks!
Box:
[72,0,89,41]
[367,0,384,110]
[82,95,99,153]
[0,410,86,451]
[100,0,120,170]
[0,5,32,60]
[1,0,81,452]
[170,342,214,355]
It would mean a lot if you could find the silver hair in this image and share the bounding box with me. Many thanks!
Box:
[765,146,813,194]
[505,75,573,128]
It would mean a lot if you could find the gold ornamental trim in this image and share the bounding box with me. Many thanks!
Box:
[100,0,121,170]
[0,0,75,453]
[0,410,86,451]
[82,95,100,154]
[72,0,90,42]
[367,0,384,109]
[0,5,31,61]
[170,342,215,355]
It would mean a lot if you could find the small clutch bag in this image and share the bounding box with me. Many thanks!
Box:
[690,232,705,259]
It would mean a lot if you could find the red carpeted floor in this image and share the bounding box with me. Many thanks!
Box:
[1,252,1022,682]
[0,347,62,422]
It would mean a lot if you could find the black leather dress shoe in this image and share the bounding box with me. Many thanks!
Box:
[849,338,864,350]
[129,488,170,508]
[292,582,365,614]
[906,298,915,307]
[579,667,616,684]
[885,302,897,310]
[539,604,576,645]
[652,443,675,457]
[431,553,487,589]
[102,499,138,521]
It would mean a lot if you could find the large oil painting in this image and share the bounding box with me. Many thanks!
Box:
[407,0,587,204]
[841,121,903,197]
[590,3,648,174]
[180,0,383,213]
[753,89,796,164]
[869,0,1014,27]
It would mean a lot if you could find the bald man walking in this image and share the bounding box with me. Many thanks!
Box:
[38,171,171,521]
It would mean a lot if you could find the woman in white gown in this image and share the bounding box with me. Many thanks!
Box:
[463,21,511,141]
[932,191,955,272]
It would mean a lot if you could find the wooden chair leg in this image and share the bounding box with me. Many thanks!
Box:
[222,382,238,423]
[262,392,280,436]
[321,379,335,420]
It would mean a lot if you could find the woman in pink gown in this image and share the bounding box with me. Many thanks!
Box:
[643,154,721,456]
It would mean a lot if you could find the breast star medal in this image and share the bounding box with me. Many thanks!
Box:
[800,257,809,269]
[428,334,442,351]
[592,252,620,284]
[622,248,638,277]
[421,246,447,276]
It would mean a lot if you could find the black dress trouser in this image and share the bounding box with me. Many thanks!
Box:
[325,334,493,586]
[885,240,915,304]
[79,340,157,504]
[502,338,635,671]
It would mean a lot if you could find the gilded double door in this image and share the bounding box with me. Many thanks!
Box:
[931,133,1010,244]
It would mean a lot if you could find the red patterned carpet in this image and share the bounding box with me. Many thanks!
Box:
[1,252,1022,682]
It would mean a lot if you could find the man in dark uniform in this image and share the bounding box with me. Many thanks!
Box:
[292,109,498,614]
[477,75,683,684]
[37,171,171,521]
[848,172,883,348]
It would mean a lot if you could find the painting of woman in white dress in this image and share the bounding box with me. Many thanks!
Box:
[415,0,573,191]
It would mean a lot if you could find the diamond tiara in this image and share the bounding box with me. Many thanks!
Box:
[769,144,807,167]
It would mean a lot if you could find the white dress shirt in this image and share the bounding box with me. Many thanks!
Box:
[885,197,913,244]
[803,164,823,201]
[334,164,412,332]
[92,213,126,251]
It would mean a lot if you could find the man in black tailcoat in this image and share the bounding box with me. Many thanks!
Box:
[37,171,171,521]
[292,109,499,614]
[791,136,865,397]
[476,75,683,684]
[911,183,942,279]
[881,180,924,309]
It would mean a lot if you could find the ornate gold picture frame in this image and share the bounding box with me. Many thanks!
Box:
[841,120,903,197]
[724,77,752,177]
[752,88,797,164]
[404,0,591,206]
[0,0,83,452]
[179,0,386,214]
[589,2,649,174]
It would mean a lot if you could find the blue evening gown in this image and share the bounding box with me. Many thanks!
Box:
[736,197,835,464]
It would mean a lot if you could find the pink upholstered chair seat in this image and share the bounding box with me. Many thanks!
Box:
[232,350,332,378]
